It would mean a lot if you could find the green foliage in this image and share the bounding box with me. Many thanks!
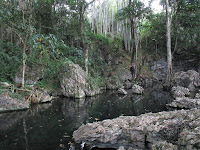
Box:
[116,0,151,21]
[0,41,22,81]
[89,32,122,53]
[35,60,65,89]
[88,32,123,79]
[87,73,105,89]
[141,13,166,56]
[1,0,199,91]
[28,33,84,67]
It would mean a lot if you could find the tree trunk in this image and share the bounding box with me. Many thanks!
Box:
[172,0,180,55]
[166,0,173,82]
[22,43,26,87]
[80,0,89,76]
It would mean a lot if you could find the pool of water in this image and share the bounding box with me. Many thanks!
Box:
[0,88,172,150]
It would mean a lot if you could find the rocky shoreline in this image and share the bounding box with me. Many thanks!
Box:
[73,108,200,150]
[73,70,200,150]
[0,82,53,113]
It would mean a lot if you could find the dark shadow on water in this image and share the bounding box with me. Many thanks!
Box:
[0,87,172,150]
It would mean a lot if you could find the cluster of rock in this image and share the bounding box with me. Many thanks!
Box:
[117,84,144,95]
[167,97,200,109]
[0,81,53,112]
[171,86,190,98]
[73,69,200,150]
[165,70,200,110]
[73,109,200,150]
[172,70,200,91]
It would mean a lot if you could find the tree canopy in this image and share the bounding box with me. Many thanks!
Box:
[0,0,199,86]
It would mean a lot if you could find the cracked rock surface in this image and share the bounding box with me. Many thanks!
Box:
[73,109,200,150]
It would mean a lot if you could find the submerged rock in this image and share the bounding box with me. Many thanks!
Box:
[167,97,200,109]
[118,88,127,95]
[61,61,100,98]
[132,84,144,94]
[73,109,200,149]
[172,70,200,91]
[171,86,190,98]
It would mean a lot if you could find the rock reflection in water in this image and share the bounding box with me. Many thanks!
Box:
[131,88,171,115]
[0,89,172,150]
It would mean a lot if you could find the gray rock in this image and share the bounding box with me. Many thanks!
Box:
[0,82,12,88]
[0,93,29,113]
[124,80,132,89]
[171,86,190,98]
[118,88,128,95]
[195,93,200,99]
[132,84,144,94]
[14,66,44,85]
[178,125,200,150]
[151,59,167,81]
[73,109,200,149]
[106,79,123,90]
[29,90,53,104]
[117,146,126,150]
[167,97,200,109]
[61,60,100,98]
[152,141,178,150]
[173,70,200,91]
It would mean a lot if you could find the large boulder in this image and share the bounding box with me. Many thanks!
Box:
[73,109,200,149]
[61,61,100,98]
[132,84,144,94]
[172,70,200,91]
[0,93,29,113]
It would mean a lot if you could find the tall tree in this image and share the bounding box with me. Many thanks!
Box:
[116,0,150,79]
[165,0,173,82]
[79,0,95,76]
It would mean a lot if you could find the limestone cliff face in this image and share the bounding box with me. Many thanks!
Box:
[14,66,44,85]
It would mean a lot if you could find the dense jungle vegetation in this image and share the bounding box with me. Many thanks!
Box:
[0,0,199,89]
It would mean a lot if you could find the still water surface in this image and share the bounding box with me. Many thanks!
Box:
[0,88,171,150]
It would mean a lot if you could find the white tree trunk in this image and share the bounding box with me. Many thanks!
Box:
[166,0,173,81]
[22,44,26,87]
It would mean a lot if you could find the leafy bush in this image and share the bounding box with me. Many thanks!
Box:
[0,40,22,82]
[87,73,105,89]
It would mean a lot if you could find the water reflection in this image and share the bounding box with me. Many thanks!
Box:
[0,89,172,150]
